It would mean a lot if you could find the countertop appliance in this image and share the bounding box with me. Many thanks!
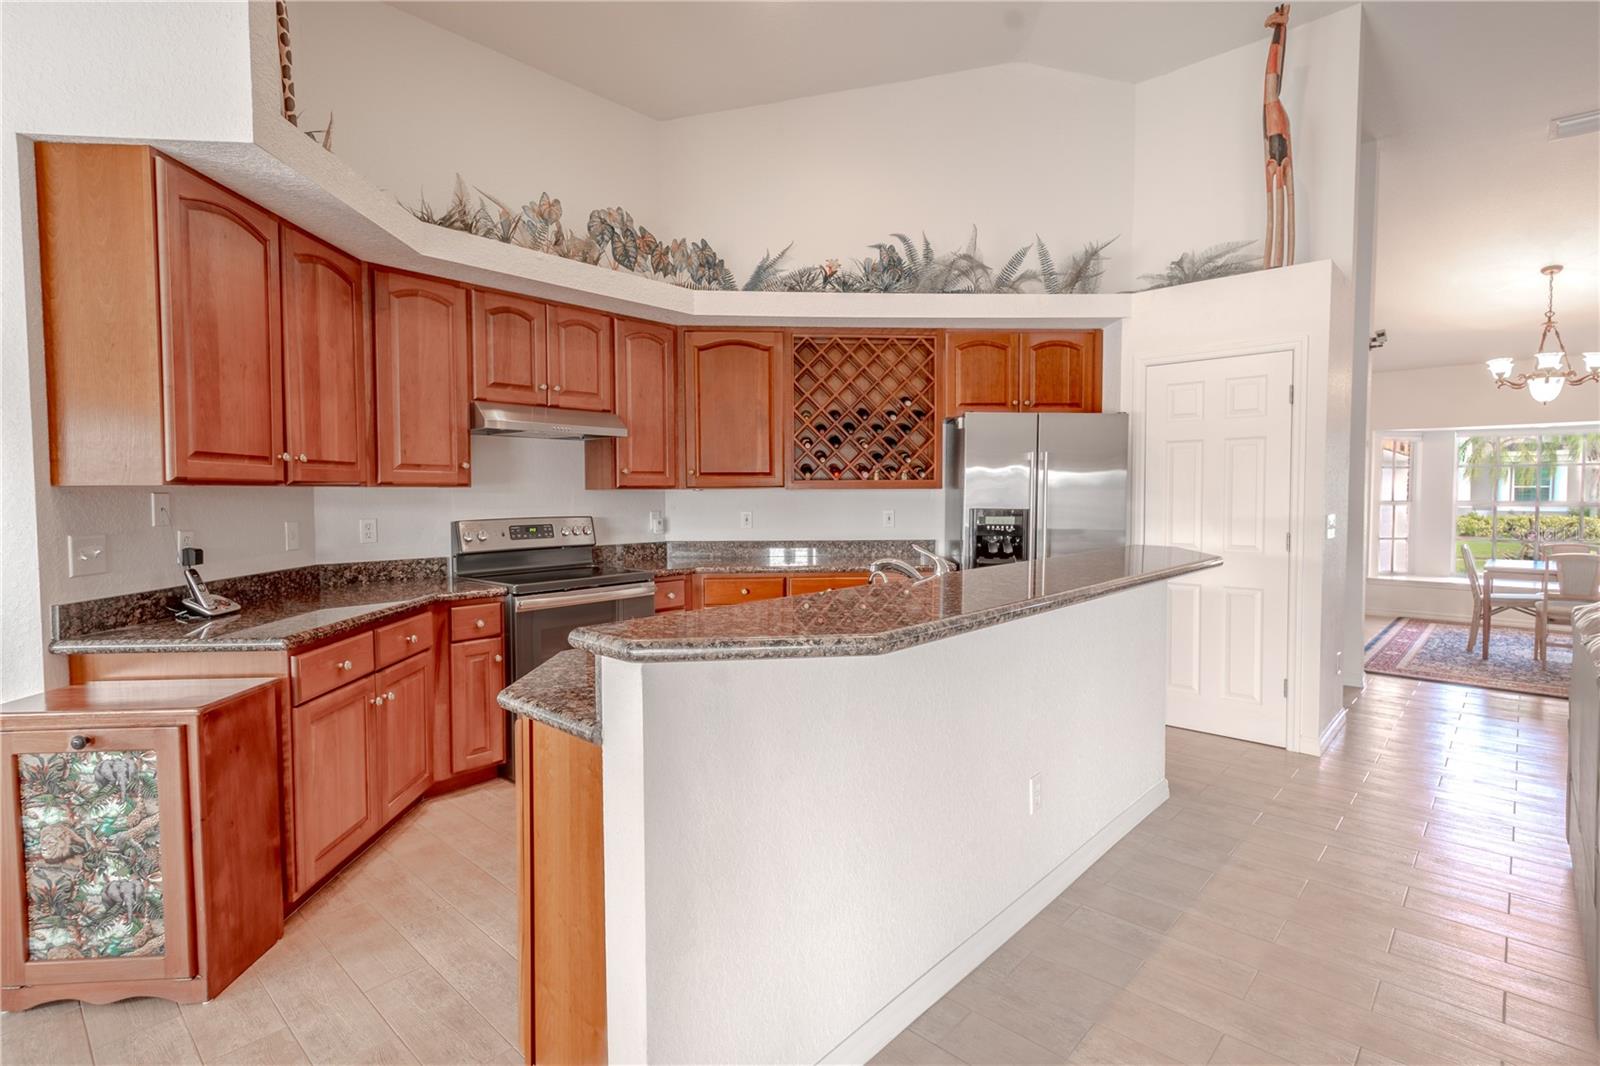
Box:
[940,413,1129,569]
[450,516,655,775]
[177,546,240,618]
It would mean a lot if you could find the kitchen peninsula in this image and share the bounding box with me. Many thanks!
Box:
[502,544,1219,1065]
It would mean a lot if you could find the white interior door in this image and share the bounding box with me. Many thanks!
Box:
[1144,352,1293,747]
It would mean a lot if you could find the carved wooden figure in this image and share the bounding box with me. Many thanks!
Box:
[1262,4,1295,267]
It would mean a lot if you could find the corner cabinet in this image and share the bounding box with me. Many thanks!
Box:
[945,330,1103,415]
[587,319,677,489]
[156,157,286,483]
[683,330,788,488]
[373,270,472,486]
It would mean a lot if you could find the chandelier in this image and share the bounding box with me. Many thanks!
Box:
[1487,265,1599,404]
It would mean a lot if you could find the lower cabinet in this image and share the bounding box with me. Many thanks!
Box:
[1,679,283,1009]
[691,571,872,610]
[450,636,507,775]
[375,655,432,824]
[291,679,382,897]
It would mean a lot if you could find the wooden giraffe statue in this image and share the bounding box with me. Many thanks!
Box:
[1262,4,1295,267]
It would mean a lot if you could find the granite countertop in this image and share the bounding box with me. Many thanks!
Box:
[498,649,598,743]
[571,545,1220,664]
[51,574,506,654]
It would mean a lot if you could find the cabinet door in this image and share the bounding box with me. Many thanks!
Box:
[612,320,677,487]
[450,637,506,775]
[1021,331,1101,413]
[547,306,614,411]
[373,270,471,485]
[471,289,547,406]
[155,157,285,483]
[281,227,371,484]
[290,679,380,895]
[945,332,1019,414]
[374,655,431,824]
[2,727,195,988]
[683,330,786,487]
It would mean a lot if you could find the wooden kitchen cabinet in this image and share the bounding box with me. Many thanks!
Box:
[586,319,677,489]
[471,288,547,406]
[373,269,472,486]
[697,574,787,608]
[1021,331,1102,413]
[786,572,871,596]
[374,655,432,823]
[683,330,787,488]
[654,576,689,612]
[944,332,1018,414]
[945,330,1102,415]
[281,226,372,484]
[548,305,614,411]
[1,679,283,1009]
[156,156,286,484]
[450,636,507,775]
[290,679,381,897]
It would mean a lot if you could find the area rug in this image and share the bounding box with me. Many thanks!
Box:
[1363,617,1571,698]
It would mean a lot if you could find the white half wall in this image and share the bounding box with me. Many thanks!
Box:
[1132,5,1363,282]
[600,582,1169,1064]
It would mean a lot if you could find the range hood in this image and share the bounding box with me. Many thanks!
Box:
[469,401,628,440]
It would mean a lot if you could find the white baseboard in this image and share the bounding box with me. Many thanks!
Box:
[819,778,1171,1066]
[1319,704,1349,753]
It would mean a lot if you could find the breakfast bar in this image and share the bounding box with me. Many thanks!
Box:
[500,545,1219,1065]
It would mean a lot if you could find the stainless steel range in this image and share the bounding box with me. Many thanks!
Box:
[449,515,655,686]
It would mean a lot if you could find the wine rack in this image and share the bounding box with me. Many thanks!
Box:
[791,332,940,487]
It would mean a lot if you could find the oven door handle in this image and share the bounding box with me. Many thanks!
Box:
[514,583,656,612]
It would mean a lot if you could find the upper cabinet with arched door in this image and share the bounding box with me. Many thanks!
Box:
[372,270,471,486]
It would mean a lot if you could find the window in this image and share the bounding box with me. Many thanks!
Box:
[1374,437,1414,574]
[1456,429,1600,573]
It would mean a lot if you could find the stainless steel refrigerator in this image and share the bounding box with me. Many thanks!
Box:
[940,413,1129,569]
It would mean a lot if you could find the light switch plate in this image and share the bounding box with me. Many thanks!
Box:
[739,511,753,530]
[150,492,171,527]
[68,534,108,577]
[648,510,666,535]
[882,509,895,528]
[284,521,301,552]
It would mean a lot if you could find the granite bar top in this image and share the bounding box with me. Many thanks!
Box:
[51,570,506,654]
[498,649,598,743]
[571,545,1220,663]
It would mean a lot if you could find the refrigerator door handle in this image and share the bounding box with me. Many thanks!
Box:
[1025,450,1039,560]
[1036,450,1050,560]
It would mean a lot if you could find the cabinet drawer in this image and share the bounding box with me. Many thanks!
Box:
[699,575,786,607]
[373,612,433,668]
[787,572,870,597]
[450,602,503,641]
[654,576,688,612]
[291,632,375,704]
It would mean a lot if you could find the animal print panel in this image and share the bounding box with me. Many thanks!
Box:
[18,749,166,961]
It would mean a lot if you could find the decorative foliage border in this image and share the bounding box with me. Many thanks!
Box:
[408,176,1262,295]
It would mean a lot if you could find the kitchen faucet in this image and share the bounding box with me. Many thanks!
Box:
[868,547,957,584]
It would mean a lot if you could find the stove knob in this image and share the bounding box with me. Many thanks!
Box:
[560,527,572,536]
[476,531,488,541]
[580,525,592,536]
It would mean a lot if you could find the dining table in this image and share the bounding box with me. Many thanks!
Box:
[1480,558,1555,660]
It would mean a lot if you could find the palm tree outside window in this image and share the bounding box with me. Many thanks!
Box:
[1455,427,1600,572]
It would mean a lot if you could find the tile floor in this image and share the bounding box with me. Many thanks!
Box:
[1,781,521,1065]
[4,673,1595,1065]
[875,674,1596,1065]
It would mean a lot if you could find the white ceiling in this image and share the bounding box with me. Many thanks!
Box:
[390,1,1352,120]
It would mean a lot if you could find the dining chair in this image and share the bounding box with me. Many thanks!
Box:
[1538,541,1600,559]
[1537,551,1600,663]
[1460,544,1543,657]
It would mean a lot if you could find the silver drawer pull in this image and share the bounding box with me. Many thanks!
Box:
[337,659,354,671]
[666,592,677,600]
[475,618,486,629]
[406,634,418,644]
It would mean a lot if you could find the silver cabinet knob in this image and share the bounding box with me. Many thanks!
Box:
[372,694,384,705]
[475,619,486,629]
[279,452,293,461]
[688,469,696,476]
[406,634,418,644]
[298,453,308,462]
[338,659,354,671]
[666,592,677,600]
[493,654,503,663]
[538,383,548,391]
[552,385,563,392]
[461,461,471,470]
[387,691,396,701]
[1022,400,1033,408]
[621,468,630,474]
[740,587,751,595]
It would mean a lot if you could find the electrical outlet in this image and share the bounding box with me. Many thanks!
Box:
[648,510,666,535]
[882,509,895,529]
[358,518,378,545]
[1326,513,1338,539]
[739,511,753,531]
[149,492,171,527]
[68,534,108,577]
[1028,773,1042,816]
[176,529,196,552]
[284,521,301,552]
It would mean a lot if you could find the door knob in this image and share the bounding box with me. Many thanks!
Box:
[69,735,90,750]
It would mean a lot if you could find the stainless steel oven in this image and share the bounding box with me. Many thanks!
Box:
[509,583,655,680]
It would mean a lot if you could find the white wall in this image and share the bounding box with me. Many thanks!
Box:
[600,582,1168,1064]
[1126,261,1352,752]
[312,437,662,562]
[663,488,942,541]
[0,1,262,699]
[290,1,663,229]
[657,63,1136,293]
[1372,363,1600,432]
[1132,5,1363,282]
